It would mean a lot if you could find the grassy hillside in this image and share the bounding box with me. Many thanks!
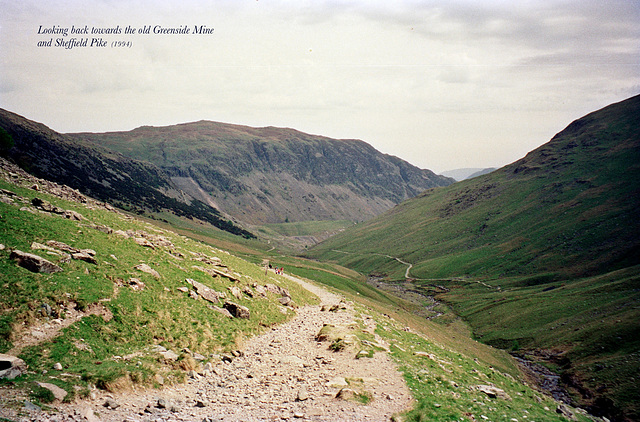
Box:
[306,95,640,420]
[0,161,316,405]
[0,160,595,422]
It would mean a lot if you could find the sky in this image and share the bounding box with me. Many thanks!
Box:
[1,0,638,174]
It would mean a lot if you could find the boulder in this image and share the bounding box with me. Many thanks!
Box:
[0,354,27,379]
[134,237,155,248]
[31,197,64,214]
[63,210,84,221]
[35,382,68,402]
[10,250,62,273]
[296,388,309,401]
[223,300,250,319]
[128,278,146,291]
[134,264,160,278]
[89,224,112,233]
[253,284,267,297]
[264,284,290,298]
[46,240,79,254]
[160,349,179,361]
[72,252,97,265]
[191,280,222,303]
[242,285,255,298]
[278,296,297,308]
[556,404,577,421]
[335,388,357,400]
[212,306,233,318]
[228,285,242,299]
[209,267,239,282]
[475,384,511,401]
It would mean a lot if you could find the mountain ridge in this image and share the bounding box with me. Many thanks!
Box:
[0,108,255,238]
[71,120,453,225]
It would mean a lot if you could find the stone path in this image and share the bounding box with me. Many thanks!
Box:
[50,274,413,422]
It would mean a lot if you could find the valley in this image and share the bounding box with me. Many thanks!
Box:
[305,95,640,421]
[0,95,638,421]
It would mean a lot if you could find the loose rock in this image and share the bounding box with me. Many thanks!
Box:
[223,300,250,319]
[9,250,62,273]
[0,354,27,379]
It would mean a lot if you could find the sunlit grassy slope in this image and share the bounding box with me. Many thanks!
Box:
[0,174,316,403]
[305,95,640,420]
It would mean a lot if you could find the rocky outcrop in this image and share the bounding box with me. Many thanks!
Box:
[35,382,68,402]
[0,354,27,379]
[9,250,62,273]
[474,384,512,401]
[134,264,160,278]
[223,301,250,319]
[186,278,224,304]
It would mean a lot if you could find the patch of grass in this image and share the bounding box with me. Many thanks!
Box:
[366,305,590,422]
[329,338,346,352]
[355,391,373,404]
[29,384,55,404]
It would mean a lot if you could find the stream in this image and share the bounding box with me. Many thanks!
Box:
[513,356,573,405]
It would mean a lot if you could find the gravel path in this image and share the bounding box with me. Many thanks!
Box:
[50,274,413,422]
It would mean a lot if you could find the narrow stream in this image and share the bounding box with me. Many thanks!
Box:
[513,356,573,404]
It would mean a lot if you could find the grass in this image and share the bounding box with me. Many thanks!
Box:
[0,177,316,401]
[337,301,591,422]
[304,95,640,420]
[0,160,614,421]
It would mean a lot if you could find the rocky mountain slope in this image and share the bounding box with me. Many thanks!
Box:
[0,109,254,238]
[71,121,453,225]
[306,94,640,420]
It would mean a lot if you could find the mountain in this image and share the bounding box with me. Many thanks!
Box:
[0,109,254,238]
[71,122,453,225]
[466,167,497,179]
[306,95,640,420]
[440,167,497,181]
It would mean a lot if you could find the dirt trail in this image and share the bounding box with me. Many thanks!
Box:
[53,274,413,422]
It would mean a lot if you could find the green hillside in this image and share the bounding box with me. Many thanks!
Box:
[0,158,590,422]
[0,157,316,399]
[306,95,640,420]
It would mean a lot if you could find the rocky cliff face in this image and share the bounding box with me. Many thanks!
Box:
[73,121,453,224]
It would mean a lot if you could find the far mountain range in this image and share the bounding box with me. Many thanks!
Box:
[440,167,497,181]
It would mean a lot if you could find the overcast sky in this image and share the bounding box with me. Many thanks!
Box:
[1,0,638,173]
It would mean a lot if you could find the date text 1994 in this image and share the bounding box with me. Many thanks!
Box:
[112,41,132,48]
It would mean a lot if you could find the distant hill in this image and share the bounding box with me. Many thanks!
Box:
[306,95,640,420]
[0,109,254,238]
[71,122,453,225]
[440,167,496,181]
